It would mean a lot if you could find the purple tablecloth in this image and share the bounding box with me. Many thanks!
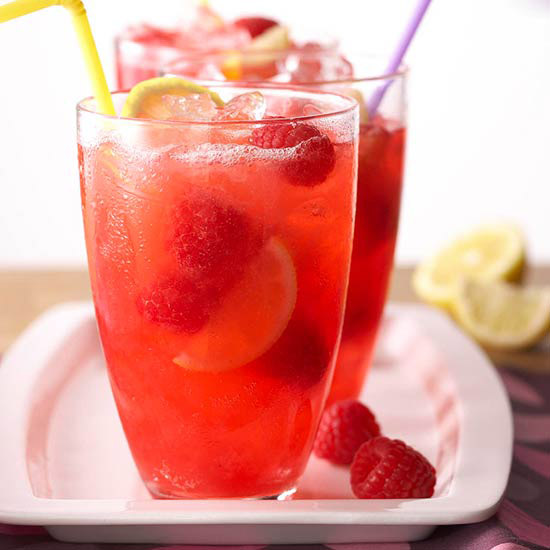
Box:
[2,365,549,550]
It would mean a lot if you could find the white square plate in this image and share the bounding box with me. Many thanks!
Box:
[0,302,512,544]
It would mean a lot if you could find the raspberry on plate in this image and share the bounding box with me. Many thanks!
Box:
[251,122,335,186]
[350,436,436,499]
[314,400,380,465]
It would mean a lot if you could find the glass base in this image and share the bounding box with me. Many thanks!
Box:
[148,484,297,500]
[258,487,297,501]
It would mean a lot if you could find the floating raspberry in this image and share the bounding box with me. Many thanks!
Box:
[251,123,319,149]
[233,16,278,38]
[251,122,335,186]
[263,318,329,390]
[138,197,262,333]
[350,437,436,499]
[137,276,215,334]
[314,400,381,465]
[170,196,262,292]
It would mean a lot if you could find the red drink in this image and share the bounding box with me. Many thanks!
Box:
[115,5,338,89]
[115,22,250,89]
[329,118,405,403]
[165,54,407,404]
[78,85,358,498]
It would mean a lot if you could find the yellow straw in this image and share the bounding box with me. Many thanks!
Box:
[0,0,115,115]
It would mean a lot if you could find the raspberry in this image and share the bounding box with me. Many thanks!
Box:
[170,196,262,292]
[233,16,278,38]
[350,437,436,499]
[314,400,381,465]
[252,123,319,149]
[251,123,335,186]
[262,319,329,390]
[138,196,262,333]
[137,276,215,334]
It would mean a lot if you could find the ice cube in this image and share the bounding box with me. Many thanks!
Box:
[302,103,323,117]
[159,93,218,122]
[216,91,266,121]
[286,53,354,83]
[167,59,226,81]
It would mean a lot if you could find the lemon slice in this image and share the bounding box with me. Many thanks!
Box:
[121,77,224,119]
[173,237,297,372]
[247,24,290,53]
[342,88,369,125]
[222,25,290,80]
[453,278,550,350]
[413,223,525,309]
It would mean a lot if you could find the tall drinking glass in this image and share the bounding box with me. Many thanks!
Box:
[165,52,407,405]
[116,18,339,89]
[77,85,358,498]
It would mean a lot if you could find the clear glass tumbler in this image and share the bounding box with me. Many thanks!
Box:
[77,85,358,498]
[164,52,407,406]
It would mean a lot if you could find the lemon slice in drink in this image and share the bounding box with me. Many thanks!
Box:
[342,88,369,124]
[173,238,297,372]
[247,24,290,53]
[413,223,525,309]
[453,279,550,350]
[121,77,224,119]
[222,25,290,80]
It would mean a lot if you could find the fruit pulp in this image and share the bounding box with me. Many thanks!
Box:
[326,117,405,405]
[78,103,356,498]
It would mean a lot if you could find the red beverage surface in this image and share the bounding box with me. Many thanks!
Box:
[326,118,405,405]
[79,117,356,498]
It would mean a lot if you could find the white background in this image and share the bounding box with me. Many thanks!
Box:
[0,0,549,267]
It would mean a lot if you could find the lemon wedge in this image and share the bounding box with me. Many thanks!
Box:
[342,88,369,125]
[453,278,550,350]
[413,223,525,309]
[173,237,297,372]
[121,77,224,119]
[221,25,290,80]
[246,24,290,53]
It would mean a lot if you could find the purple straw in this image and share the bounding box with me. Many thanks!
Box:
[367,0,432,117]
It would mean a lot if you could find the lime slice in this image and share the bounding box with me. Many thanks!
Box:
[453,278,550,350]
[413,223,525,309]
[173,237,297,372]
[121,77,224,119]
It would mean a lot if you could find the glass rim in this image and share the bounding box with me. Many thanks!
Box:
[163,52,409,85]
[116,25,340,55]
[77,82,358,127]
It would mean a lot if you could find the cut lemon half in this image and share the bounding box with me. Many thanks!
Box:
[121,77,224,119]
[453,278,550,350]
[413,223,525,309]
[222,25,290,80]
[173,237,297,372]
